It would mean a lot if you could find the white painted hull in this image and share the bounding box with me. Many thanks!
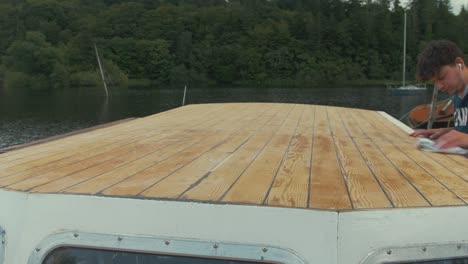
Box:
[0,189,467,264]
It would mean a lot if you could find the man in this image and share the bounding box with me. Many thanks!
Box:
[410,40,468,149]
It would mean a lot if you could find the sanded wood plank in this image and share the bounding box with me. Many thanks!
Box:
[140,132,252,198]
[0,132,158,187]
[266,126,312,208]
[1,105,231,186]
[62,104,256,196]
[0,132,132,179]
[313,105,332,134]
[27,130,206,192]
[368,110,413,141]
[0,107,185,163]
[0,104,230,178]
[137,106,280,198]
[374,140,464,206]
[84,106,261,196]
[103,106,281,197]
[10,130,201,191]
[446,154,468,164]
[423,153,468,181]
[87,131,230,196]
[181,130,276,201]
[222,105,304,204]
[0,106,215,174]
[328,107,392,209]
[0,126,187,180]
[0,121,138,163]
[354,138,430,207]
[393,142,468,203]
[347,109,392,142]
[335,107,368,139]
[0,118,136,155]
[348,109,429,207]
[0,130,138,174]
[355,109,411,143]
[60,131,222,194]
[309,105,352,210]
[266,106,315,208]
[0,104,222,165]
[327,106,349,138]
[309,132,352,210]
[189,104,249,131]
[180,107,290,201]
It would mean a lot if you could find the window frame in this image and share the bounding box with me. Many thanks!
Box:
[28,231,307,264]
[360,242,468,264]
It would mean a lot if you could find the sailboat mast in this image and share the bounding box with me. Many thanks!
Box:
[94,43,109,98]
[402,10,407,88]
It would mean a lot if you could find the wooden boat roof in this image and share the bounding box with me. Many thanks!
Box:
[0,103,466,211]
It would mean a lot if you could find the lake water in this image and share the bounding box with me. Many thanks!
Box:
[0,86,442,149]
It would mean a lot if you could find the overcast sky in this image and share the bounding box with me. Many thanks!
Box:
[401,0,466,14]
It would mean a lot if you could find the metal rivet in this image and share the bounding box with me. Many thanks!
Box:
[165,240,170,245]
[117,236,123,241]
[261,256,264,260]
[457,244,462,250]
[387,250,392,255]
[262,248,268,253]
[213,244,218,249]
[74,233,79,238]
[35,248,41,252]
[422,247,427,252]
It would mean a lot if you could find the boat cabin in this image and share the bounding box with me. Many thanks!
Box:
[0,103,466,264]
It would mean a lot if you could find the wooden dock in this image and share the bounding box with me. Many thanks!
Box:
[0,103,466,210]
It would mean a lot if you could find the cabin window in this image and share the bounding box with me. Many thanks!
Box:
[393,258,468,264]
[362,244,468,264]
[31,232,304,264]
[42,247,275,264]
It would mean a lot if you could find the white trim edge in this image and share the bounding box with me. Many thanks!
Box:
[378,111,414,134]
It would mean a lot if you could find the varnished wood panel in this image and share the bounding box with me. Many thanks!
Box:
[0,103,465,211]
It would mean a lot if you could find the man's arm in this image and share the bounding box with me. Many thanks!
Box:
[434,130,468,149]
[409,127,453,139]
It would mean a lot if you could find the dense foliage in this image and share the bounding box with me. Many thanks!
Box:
[0,0,466,89]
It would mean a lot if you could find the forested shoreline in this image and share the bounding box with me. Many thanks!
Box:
[0,0,466,90]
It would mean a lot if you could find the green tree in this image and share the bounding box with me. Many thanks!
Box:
[3,31,68,90]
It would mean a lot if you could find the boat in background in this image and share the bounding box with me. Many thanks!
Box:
[405,98,454,129]
[386,83,427,95]
[386,10,427,95]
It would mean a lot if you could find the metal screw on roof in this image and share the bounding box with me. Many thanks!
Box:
[74,233,79,238]
[165,240,170,245]
[117,236,123,241]
[386,250,392,255]
[262,248,268,253]
[422,247,427,252]
[213,244,218,249]
[35,248,41,252]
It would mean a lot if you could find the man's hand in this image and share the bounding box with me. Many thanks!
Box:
[434,130,468,149]
[409,128,452,139]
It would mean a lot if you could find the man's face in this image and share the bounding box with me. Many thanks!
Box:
[432,64,464,95]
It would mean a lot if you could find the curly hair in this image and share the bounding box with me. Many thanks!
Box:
[416,40,464,81]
